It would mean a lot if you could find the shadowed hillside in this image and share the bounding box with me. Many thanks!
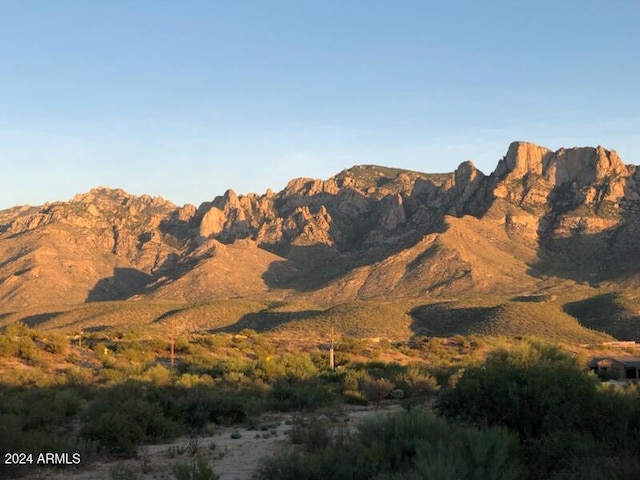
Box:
[411,298,612,344]
[564,292,640,341]
[0,293,629,345]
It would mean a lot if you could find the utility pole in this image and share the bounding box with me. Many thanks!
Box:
[170,319,175,371]
[329,326,335,371]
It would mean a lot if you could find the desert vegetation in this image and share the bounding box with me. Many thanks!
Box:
[1,316,640,479]
[0,322,467,478]
[256,340,640,480]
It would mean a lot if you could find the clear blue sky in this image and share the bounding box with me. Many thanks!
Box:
[1,0,638,209]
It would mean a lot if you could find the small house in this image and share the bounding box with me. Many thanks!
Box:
[588,356,640,381]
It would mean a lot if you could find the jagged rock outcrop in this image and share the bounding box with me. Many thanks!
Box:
[0,188,198,305]
[199,207,226,238]
[493,141,629,208]
[378,194,406,231]
[1,141,639,308]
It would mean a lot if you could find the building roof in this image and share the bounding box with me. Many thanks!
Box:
[589,356,640,368]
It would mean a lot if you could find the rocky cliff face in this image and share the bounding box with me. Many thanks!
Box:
[493,142,629,211]
[1,141,639,308]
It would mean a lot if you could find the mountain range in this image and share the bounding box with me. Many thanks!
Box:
[1,141,639,322]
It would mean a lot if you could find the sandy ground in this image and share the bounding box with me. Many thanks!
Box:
[22,404,404,480]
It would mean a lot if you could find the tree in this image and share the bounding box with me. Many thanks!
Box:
[437,340,598,439]
[436,339,640,479]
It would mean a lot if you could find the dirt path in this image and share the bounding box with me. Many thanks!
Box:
[25,404,404,480]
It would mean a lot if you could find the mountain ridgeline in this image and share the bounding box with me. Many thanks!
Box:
[1,141,639,311]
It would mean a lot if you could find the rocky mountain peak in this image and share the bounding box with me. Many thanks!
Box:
[545,145,626,187]
[498,141,553,179]
[454,161,483,185]
[496,141,627,186]
[2,141,639,308]
[282,177,340,198]
[71,187,175,209]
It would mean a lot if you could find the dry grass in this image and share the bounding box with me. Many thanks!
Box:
[265,301,414,340]
[333,165,451,190]
[411,297,613,344]
[1,291,629,346]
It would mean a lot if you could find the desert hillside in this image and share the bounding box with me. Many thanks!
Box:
[1,141,640,340]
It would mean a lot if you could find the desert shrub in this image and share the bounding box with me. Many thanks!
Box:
[175,335,191,353]
[176,373,215,388]
[81,384,183,455]
[0,407,81,479]
[0,334,19,357]
[359,377,394,406]
[81,410,145,456]
[207,393,251,424]
[64,365,95,385]
[202,333,233,350]
[217,356,255,381]
[6,368,60,388]
[52,389,84,417]
[163,387,253,428]
[93,341,111,354]
[20,388,81,430]
[109,462,139,480]
[140,364,172,385]
[288,416,335,452]
[147,337,170,353]
[172,455,219,480]
[268,378,335,411]
[11,333,42,364]
[437,339,640,478]
[99,366,129,384]
[338,336,368,355]
[278,352,318,379]
[437,340,599,439]
[256,352,318,382]
[38,331,69,355]
[309,349,334,370]
[250,334,275,356]
[360,361,406,380]
[400,364,440,397]
[341,362,439,405]
[82,396,182,456]
[255,410,520,480]
[117,345,155,371]
[408,374,439,397]
[342,368,369,392]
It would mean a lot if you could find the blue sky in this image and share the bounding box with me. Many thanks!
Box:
[1,0,638,209]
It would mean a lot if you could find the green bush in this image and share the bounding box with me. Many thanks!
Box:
[0,334,19,357]
[400,364,440,397]
[80,384,183,455]
[172,455,219,480]
[39,332,69,355]
[268,379,335,411]
[81,411,145,456]
[64,365,95,385]
[359,377,394,406]
[255,410,520,480]
[436,339,640,478]
[437,341,599,439]
[288,416,336,452]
